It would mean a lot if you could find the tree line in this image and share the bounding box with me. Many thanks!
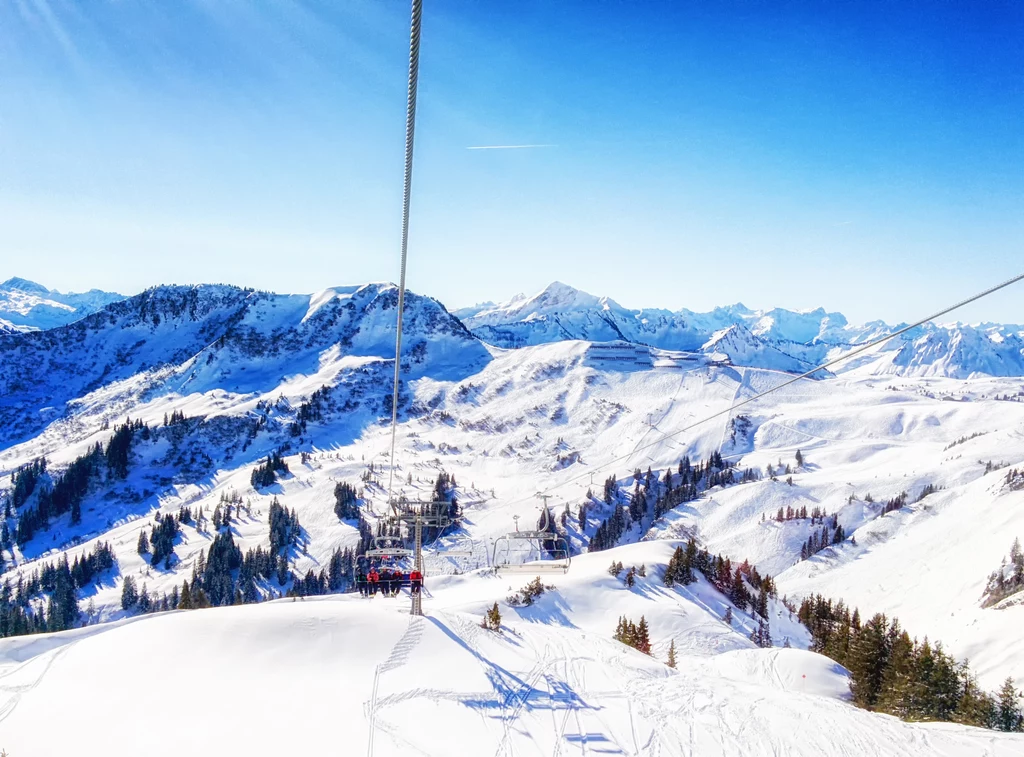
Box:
[663,537,777,648]
[587,454,760,554]
[5,418,149,546]
[798,594,1022,731]
[0,542,115,637]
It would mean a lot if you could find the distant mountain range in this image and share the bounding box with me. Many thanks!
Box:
[3,276,1023,379]
[0,277,125,332]
[456,281,1024,379]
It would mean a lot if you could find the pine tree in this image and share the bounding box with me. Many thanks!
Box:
[666,639,677,669]
[998,677,1023,732]
[137,530,150,555]
[795,449,804,468]
[848,613,889,709]
[482,602,502,632]
[614,616,627,644]
[121,575,139,610]
[636,616,652,655]
[193,587,211,609]
[876,625,913,717]
[723,606,733,626]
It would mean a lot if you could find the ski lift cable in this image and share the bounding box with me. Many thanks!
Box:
[523,270,1024,506]
[386,0,424,516]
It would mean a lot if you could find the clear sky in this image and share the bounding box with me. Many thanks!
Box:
[1,1,1022,325]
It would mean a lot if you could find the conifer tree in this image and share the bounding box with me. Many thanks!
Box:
[481,602,502,632]
[137,530,150,555]
[998,677,1023,732]
[121,575,139,610]
[636,616,652,655]
[847,613,889,709]
[667,639,677,669]
[193,587,211,609]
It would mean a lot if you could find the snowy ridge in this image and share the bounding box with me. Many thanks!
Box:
[0,277,124,332]
[0,282,487,446]
[458,281,1024,378]
[700,323,815,374]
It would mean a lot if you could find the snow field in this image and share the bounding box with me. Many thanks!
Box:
[2,540,1023,756]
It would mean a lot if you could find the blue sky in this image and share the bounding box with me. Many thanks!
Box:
[1,0,1022,324]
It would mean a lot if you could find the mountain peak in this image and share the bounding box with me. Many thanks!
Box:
[1,277,50,295]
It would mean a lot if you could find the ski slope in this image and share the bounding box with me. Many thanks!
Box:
[2,542,1022,757]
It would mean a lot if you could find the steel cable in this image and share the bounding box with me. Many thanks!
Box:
[386,0,423,513]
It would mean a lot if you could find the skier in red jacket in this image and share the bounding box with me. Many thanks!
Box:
[409,569,423,596]
[367,568,380,597]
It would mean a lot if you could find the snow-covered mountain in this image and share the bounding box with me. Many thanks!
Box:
[700,323,815,374]
[458,281,1024,379]
[0,276,125,331]
[0,282,487,447]
[456,281,708,351]
[3,279,1024,755]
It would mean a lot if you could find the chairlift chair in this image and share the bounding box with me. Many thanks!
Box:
[438,535,475,557]
[364,534,414,560]
[422,534,483,575]
[492,512,571,574]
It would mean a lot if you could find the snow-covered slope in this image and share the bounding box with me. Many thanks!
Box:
[700,323,815,373]
[0,282,487,446]
[0,277,124,331]
[3,279,1024,754]
[3,541,1022,757]
[458,282,1024,378]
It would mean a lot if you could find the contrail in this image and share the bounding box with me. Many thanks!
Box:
[466,144,557,150]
